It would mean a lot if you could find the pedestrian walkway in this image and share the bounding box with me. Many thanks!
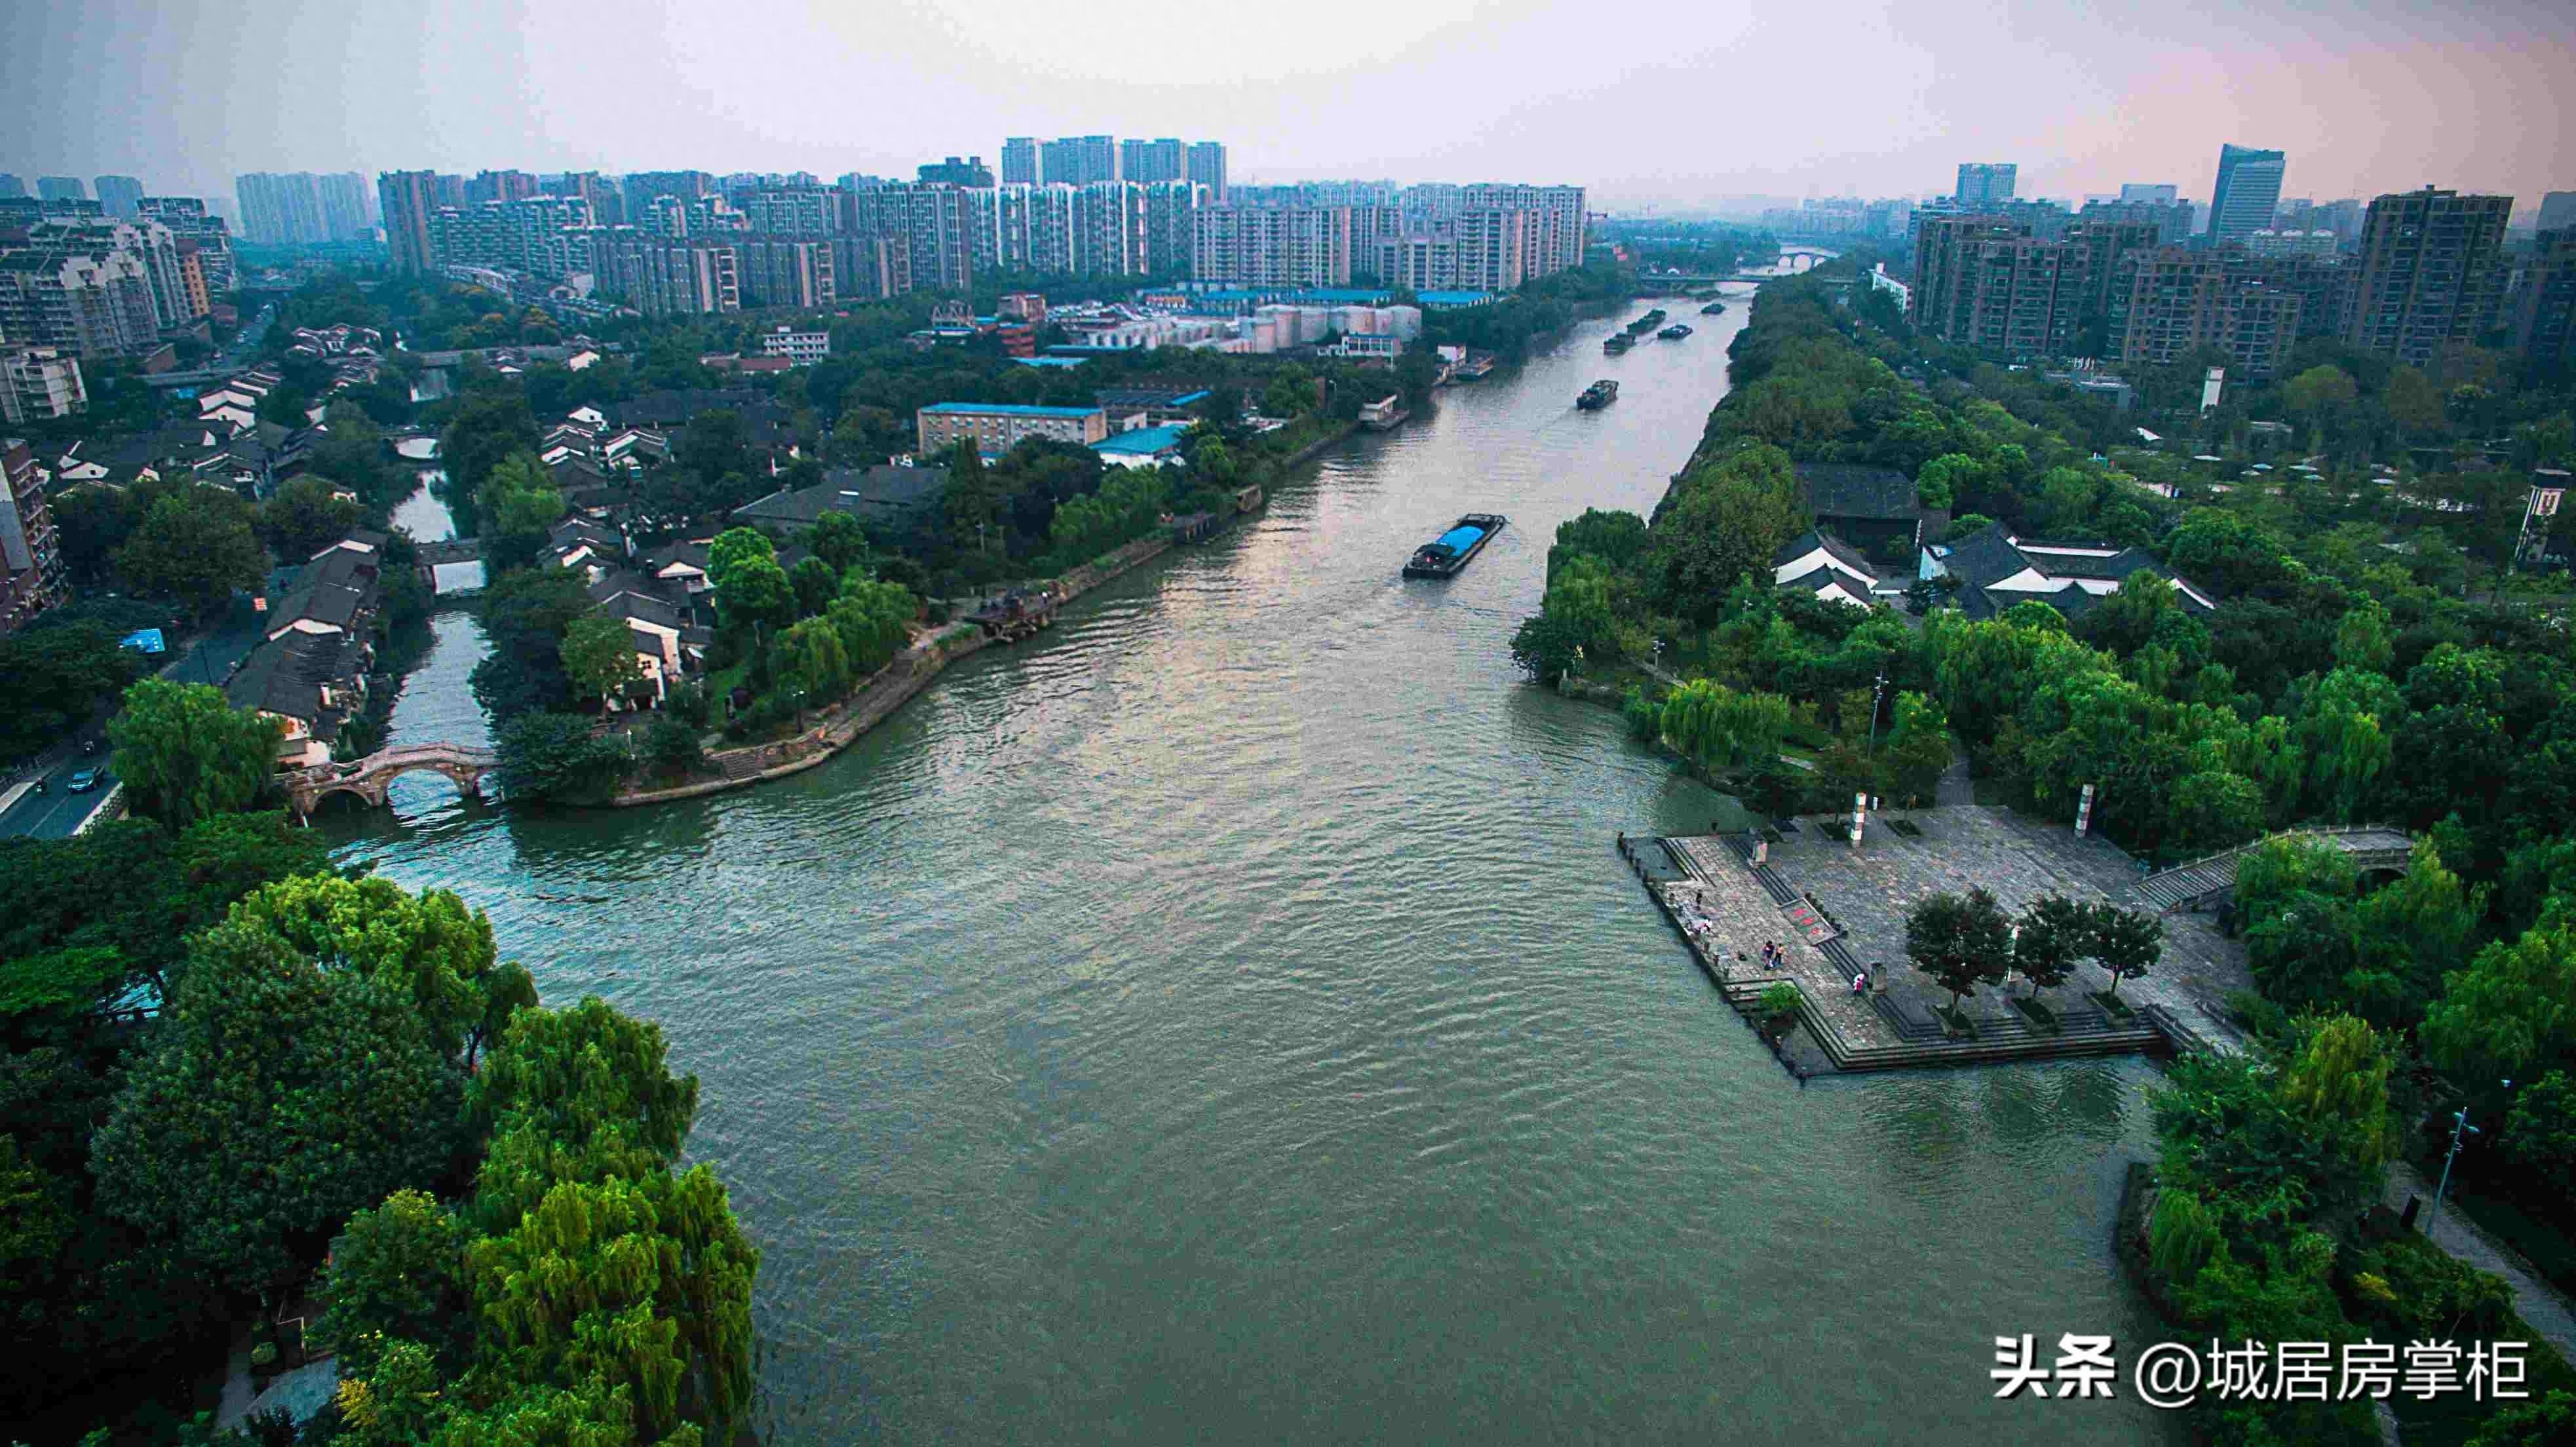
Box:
[2385,1162,2576,1365]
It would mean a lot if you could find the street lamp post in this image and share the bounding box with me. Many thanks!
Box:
[2426,1086,2501,1235]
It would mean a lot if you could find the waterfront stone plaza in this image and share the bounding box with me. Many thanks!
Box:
[1643,803,2256,1071]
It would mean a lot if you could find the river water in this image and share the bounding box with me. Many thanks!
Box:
[333,260,2180,1445]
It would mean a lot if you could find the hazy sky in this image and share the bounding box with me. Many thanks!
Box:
[14,0,2571,217]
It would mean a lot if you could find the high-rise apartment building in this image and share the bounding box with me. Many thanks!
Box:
[619,171,714,226]
[965,185,1034,277]
[594,235,739,315]
[917,156,995,188]
[35,178,85,204]
[236,172,332,244]
[0,440,68,638]
[378,170,444,273]
[1001,138,1040,187]
[137,197,235,293]
[315,172,374,240]
[1193,205,1352,288]
[1141,182,1203,277]
[2111,246,2303,378]
[1121,139,1186,185]
[2207,145,2287,248]
[1039,136,1119,187]
[735,235,835,309]
[829,233,911,301]
[1074,182,1149,278]
[2312,199,2365,247]
[2512,227,2576,374]
[2342,187,2512,368]
[1955,164,2017,207]
[1911,216,2076,356]
[1,346,88,424]
[739,187,836,237]
[2079,198,2193,245]
[0,176,24,200]
[1029,185,1080,275]
[427,197,595,279]
[92,176,144,218]
[2537,193,2576,235]
[1186,142,1228,201]
[0,232,163,358]
[466,169,540,204]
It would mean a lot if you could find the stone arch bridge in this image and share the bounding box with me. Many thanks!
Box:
[2130,824,2417,914]
[287,741,496,815]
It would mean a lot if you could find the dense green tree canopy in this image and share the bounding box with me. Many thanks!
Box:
[107,680,280,828]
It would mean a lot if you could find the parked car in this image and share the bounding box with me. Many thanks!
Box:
[66,767,103,794]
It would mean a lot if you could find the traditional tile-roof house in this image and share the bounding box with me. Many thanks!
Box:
[1925,524,2220,621]
[1771,530,1884,609]
[263,544,380,643]
[226,630,363,769]
[730,464,950,532]
[1795,463,1948,561]
[547,516,628,572]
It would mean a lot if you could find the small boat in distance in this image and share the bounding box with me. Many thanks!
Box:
[1403,514,1507,579]
[1577,379,1619,410]
[1658,323,1693,340]
[1700,301,1729,315]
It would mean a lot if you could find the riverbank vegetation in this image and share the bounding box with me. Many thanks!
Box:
[1518,254,2576,1363]
[0,798,759,1442]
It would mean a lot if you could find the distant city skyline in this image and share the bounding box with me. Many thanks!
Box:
[7,0,2569,220]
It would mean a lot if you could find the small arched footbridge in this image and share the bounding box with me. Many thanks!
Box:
[288,742,497,815]
[2130,824,2417,914]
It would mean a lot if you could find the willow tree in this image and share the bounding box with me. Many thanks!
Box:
[107,679,279,828]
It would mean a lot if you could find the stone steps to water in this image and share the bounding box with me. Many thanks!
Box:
[1638,831,2185,1075]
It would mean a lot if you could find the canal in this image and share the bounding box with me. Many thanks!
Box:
[333,261,2180,1445]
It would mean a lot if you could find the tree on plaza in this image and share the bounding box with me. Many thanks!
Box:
[1881,691,1954,812]
[2087,901,2164,1002]
[107,679,280,828]
[560,611,645,708]
[112,491,267,615]
[1905,887,2014,1017]
[2010,894,2090,996]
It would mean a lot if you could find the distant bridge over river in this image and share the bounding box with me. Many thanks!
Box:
[288,742,495,815]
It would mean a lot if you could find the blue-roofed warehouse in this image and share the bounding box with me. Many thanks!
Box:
[1091,423,1191,469]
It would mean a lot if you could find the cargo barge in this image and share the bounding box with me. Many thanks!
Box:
[1577,379,1619,410]
[1403,513,1507,579]
[1603,333,1635,355]
[1624,309,1669,336]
